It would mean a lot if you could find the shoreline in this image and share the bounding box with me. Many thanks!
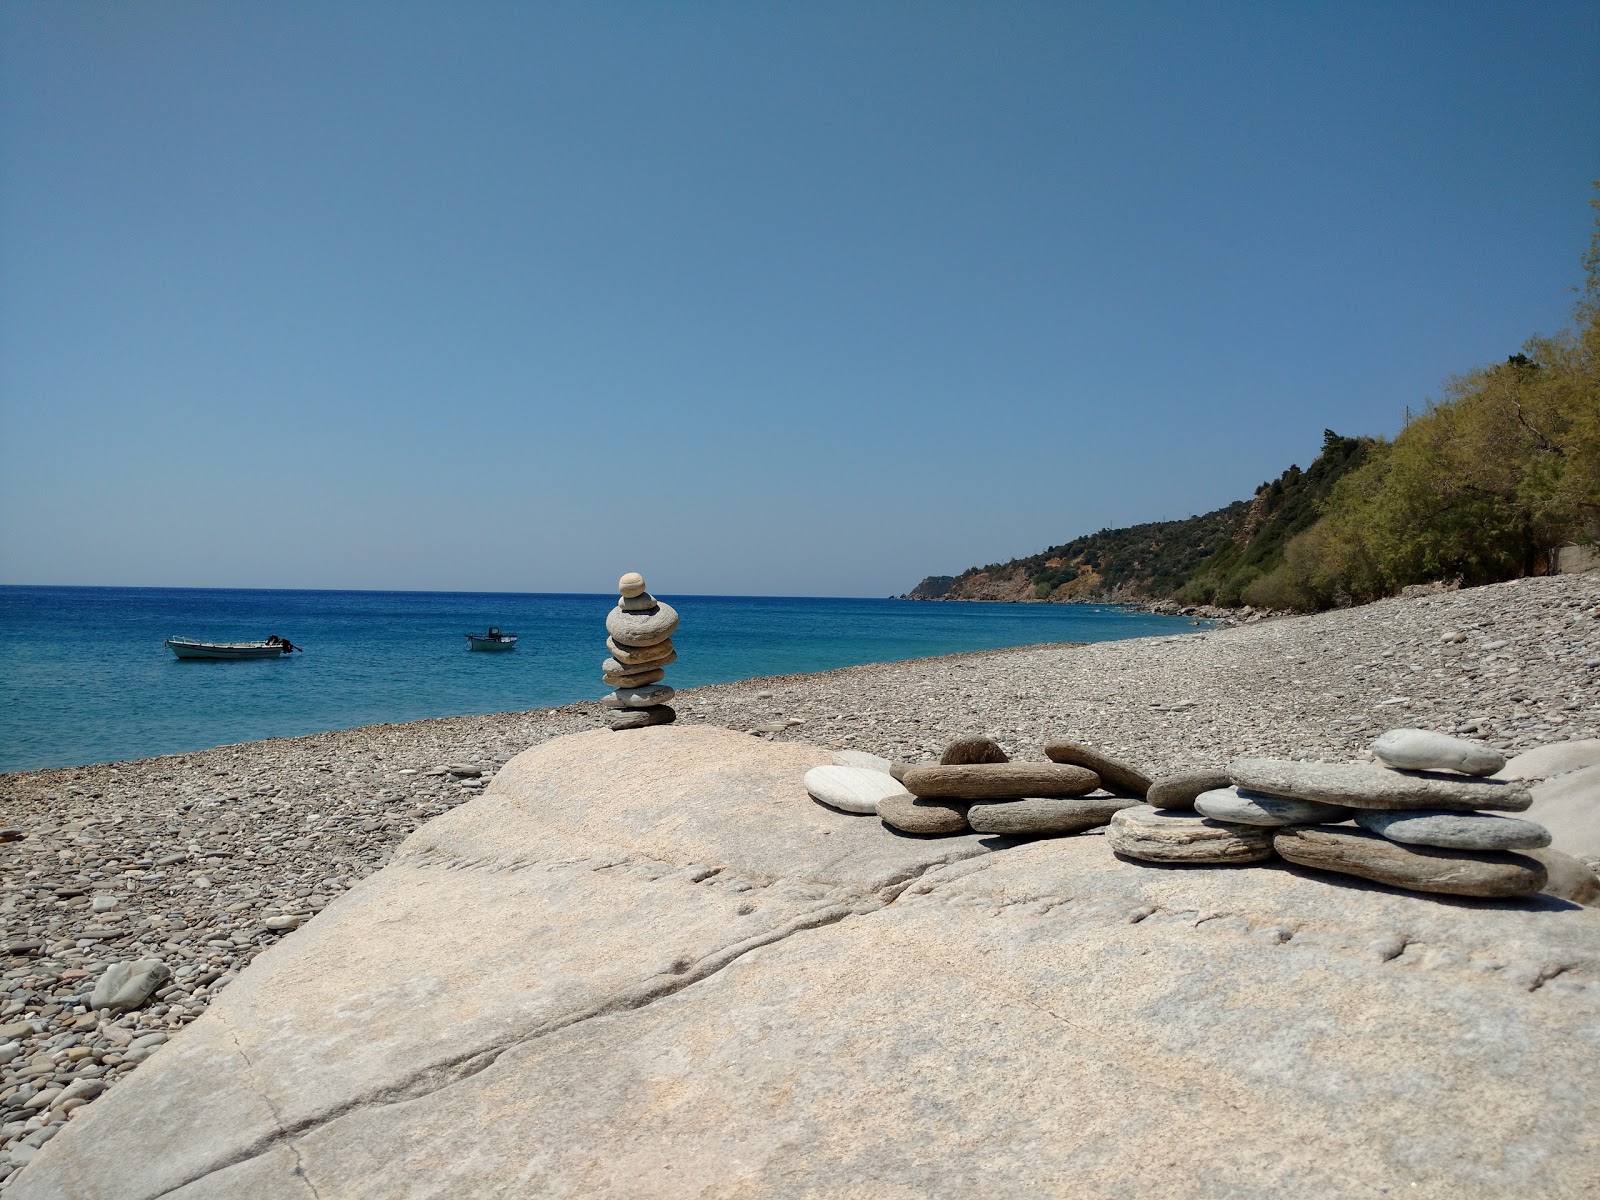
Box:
[1,570,1597,1182]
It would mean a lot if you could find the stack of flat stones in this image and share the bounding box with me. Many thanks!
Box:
[601,572,679,731]
[1108,728,1551,899]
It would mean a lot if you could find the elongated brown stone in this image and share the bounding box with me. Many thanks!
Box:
[605,637,676,668]
[902,763,1099,800]
[878,793,970,835]
[1229,758,1533,812]
[1044,740,1152,797]
[968,795,1142,836]
[1272,826,1546,898]
[1106,806,1275,864]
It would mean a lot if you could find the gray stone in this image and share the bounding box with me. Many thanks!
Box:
[263,915,301,931]
[602,651,677,677]
[1273,827,1547,899]
[1522,764,1600,860]
[967,795,1142,836]
[1372,729,1504,776]
[1194,786,1354,827]
[604,705,676,731]
[601,666,666,689]
[939,734,1008,765]
[89,960,170,1013]
[1043,740,1152,797]
[618,593,658,613]
[1497,739,1600,781]
[89,896,119,914]
[605,637,676,668]
[802,765,908,815]
[1355,809,1552,852]
[14,726,1600,1200]
[602,684,676,710]
[1146,769,1232,812]
[889,760,919,783]
[444,764,481,778]
[604,600,679,648]
[1106,805,1275,864]
[903,763,1100,800]
[831,750,892,773]
[1229,758,1532,812]
[878,793,971,835]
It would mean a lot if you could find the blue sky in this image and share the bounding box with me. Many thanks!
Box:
[2,2,1597,596]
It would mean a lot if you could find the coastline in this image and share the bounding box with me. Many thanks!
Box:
[1,570,1597,1179]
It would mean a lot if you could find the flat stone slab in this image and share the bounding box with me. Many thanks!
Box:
[1106,805,1275,864]
[803,765,907,815]
[604,600,679,648]
[602,684,675,710]
[604,705,676,731]
[1498,739,1600,781]
[903,763,1100,800]
[1355,809,1552,852]
[1044,740,1152,796]
[1372,729,1504,776]
[1524,764,1600,861]
[601,665,666,688]
[604,637,676,668]
[1274,826,1547,898]
[1194,786,1354,827]
[1230,758,1533,812]
[1146,769,1231,811]
[832,750,892,773]
[14,728,1600,1200]
[967,795,1141,836]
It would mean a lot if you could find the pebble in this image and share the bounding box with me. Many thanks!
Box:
[1228,758,1533,813]
[1194,786,1354,827]
[444,764,481,778]
[1371,729,1505,776]
[1146,769,1232,811]
[1354,809,1552,852]
[263,915,302,931]
[1043,740,1152,797]
[1106,806,1276,864]
[604,705,677,731]
[902,763,1101,800]
[939,734,1009,765]
[802,766,909,815]
[1272,827,1547,898]
[89,960,170,1013]
[602,684,676,710]
[604,601,679,648]
[877,793,971,835]
[967,795,1142,836]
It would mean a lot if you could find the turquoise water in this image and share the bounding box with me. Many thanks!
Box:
[0,586,1204,772]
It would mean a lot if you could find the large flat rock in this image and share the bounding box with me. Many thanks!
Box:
[14,727,1600,1199]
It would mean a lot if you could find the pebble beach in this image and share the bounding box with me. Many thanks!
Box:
[2,570,1598,1183]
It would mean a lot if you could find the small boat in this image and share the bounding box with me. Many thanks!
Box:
[166,635,301,660]
[466,626,518,651]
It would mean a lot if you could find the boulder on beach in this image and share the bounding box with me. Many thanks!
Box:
[14,727,1600,1200]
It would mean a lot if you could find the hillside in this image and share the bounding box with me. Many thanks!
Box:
[908,431,1374,607]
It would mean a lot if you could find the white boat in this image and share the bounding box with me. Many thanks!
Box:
[166,636,300,660]
[466,627,518,651]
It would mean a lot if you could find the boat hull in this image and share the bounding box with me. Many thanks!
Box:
[166,640,288,660]
[466,636,517,651]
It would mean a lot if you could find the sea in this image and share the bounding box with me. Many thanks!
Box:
[0,586,1207,774]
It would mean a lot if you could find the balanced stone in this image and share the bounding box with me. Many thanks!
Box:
[832,750,893,773]
[803,765,909,815]
[1195,786,1354,827]
[1354,809,1552,852]
[602,652,677,676]
[604,705,676,731]
[605,600,679,648]
[1147,769,1232,812]
[903,763,1100,800]
[606,637,676,668]
[618,593,659,613]
[618,571,647,597]
[602,666,666,688]
[603,684,676,710]
[967,795,1143,837]
[889,760,916,782]
[1272,827,1546,899]
[878,793,971,835]
[89,959,170,1013]
[1229,758,1533,813]
[940,734,1009,765]
[1044,740,1152,797]
[1106,806,1275,864]
[1372,729,1505,777]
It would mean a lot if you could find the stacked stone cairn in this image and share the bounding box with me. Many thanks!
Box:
[802,733,1153,838]
[1106,728,1552,899]
[601,572,679,731]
